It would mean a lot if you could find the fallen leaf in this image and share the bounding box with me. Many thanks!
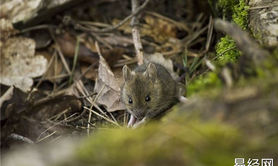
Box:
[94,56,125,112]
[0,19,18,41]
[0,84,29,121]
[56,32,99,64]
[0,0,42,23]
[0,84,82,147]
[144,14,177,42]
[40,51,64,83]
[146,53,178,80]
[81,64,98,80]
[0,37,48,91]
[113,12,189,44]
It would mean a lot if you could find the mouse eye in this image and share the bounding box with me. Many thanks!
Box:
[145,95,151,102]
[128,97,133,104]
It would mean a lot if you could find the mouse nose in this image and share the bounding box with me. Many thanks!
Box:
[134,110,145,120]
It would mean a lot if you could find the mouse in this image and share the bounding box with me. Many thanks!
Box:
[121,62,184,128]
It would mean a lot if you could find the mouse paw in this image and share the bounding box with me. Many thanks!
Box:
[132,117,148,128]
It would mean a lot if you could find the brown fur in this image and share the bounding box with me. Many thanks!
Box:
[121,63,182,120]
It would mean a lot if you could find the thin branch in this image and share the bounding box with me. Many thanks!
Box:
[131,0,145,65]
[84,106,120,127]
[8,133,34,144]
[74,0,150,34]
[205,16,214,53]
[249,3,278,10]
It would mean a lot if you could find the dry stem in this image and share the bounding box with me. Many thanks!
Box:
[131,0,145,65]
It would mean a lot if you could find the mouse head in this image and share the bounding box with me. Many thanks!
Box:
[121,63,162,120]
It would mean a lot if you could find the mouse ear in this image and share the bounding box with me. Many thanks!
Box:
[123,65,133,81]
[145,63,157,80]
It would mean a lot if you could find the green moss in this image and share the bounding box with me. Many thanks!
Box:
[251,30,263,41]
[208,0,236,18]
[256,49,278,77]
[56,107,277,166]
[232,0,249,30]
[218,0,236,9]
[272,48,278,60]
[55,71,278,166]
[71,120,245,166]
[212,0,249,26]
[214,0,249,66]
[189,0,250,96]
[215,36,240,66]
[217,0,236,17]
[187,72,222,96]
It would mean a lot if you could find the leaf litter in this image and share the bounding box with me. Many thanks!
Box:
[0,37,48,91]
[94,55,125,112]
[1,0,212,150]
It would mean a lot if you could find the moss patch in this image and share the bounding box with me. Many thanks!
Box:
[215,0,249,66]
[69,120,249,166]
[232,0,249,30]
[188,0,250,96]
[58,103,278,166]
[187,72,222,96]
[215,36,239,66]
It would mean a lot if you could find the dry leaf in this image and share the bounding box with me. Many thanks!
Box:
[0,19,18,41]
[41,52,64,83]
[0,37,48,91]
[143,15,177,42]
[56,32,99,64]
[0,0,42,23]
[113,12,188,44]
[94,56,125,112]
[81,64,98,80]
[146,53,178,80]
[1,84,82,147]
[0,85,14,113]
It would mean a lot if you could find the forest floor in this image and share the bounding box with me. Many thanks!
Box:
[1,0,278,165]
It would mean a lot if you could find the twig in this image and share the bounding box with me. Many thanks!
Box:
[213,46,237,61]
[87,84,105,135]
[36,131,56,143]
[249,3,278,10]
[34,74,70,81]
[90,32,113,49]
[48,29,72,74]
[204,58,216,71]
[69,37,80,84]
[76,61,98,81]
[87,105,93,136]
[74,79,119,125]
[205,16,214,53]
[74,0,150,34]
[221,67,233,88]
[20,24,56,33]
[8,133,34,144]
[131,0,145,65]
[185,25,208,46]
[62,110,86,123]
[84,106,120,127]
[53,52,58,92]
[49,109,69,121]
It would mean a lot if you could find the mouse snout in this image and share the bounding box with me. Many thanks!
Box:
[133,110,146,120]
